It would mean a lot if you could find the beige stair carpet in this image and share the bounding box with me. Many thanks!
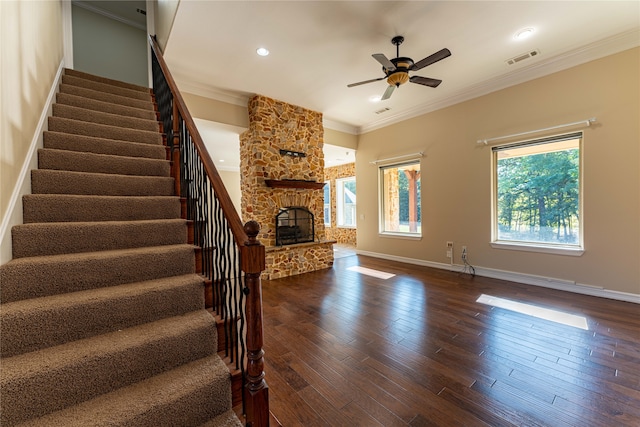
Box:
[0,69,242,426]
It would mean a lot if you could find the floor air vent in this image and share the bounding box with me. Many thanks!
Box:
[506,49,540,65]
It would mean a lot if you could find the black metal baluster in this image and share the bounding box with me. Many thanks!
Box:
[151,39,263,416]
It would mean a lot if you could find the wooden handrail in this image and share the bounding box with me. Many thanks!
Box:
[149,35,269,426]
[149,35,248,245]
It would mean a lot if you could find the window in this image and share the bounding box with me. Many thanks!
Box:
[379,161,421,236]
[336,177,356,227]
[492,132,582,252]
[323,181,331,226]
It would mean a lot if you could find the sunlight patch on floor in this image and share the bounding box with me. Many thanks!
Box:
[476,294,589,330]
[347,266,395,280]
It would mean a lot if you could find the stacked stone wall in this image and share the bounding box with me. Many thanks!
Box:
[324,162,357,245]
[240,95,334,279]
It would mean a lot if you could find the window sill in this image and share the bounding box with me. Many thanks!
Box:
[337,225,357,229]
[379,232,422,241]
[491,241,584,256]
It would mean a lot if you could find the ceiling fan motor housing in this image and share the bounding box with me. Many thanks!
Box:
[386,57,414,86]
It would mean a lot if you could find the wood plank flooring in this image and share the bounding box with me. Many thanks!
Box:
[261,254,640,426]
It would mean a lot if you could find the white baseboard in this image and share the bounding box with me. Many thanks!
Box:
[0,61,64,265]
[355,249,640,304]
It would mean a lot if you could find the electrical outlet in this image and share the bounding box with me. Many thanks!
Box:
[462,246,467,261]
[446,241,453,259]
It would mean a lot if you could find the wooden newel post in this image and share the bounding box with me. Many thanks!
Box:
[242,220,269,427]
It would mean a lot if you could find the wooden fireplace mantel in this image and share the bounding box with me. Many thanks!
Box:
[264,179,325,190]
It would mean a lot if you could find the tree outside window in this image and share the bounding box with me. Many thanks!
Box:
[336,177,356,227]
[493,134,581,247]
[380,161,421,235]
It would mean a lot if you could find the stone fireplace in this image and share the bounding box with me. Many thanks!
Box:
[240,95,335,280]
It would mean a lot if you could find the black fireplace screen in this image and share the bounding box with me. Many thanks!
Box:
[276,207,314,246]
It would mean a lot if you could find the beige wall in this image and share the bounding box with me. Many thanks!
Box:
[218,169,241,216]
[1,0,64,262]
[356,48,639,295]
[325,127,358,150]
[182,92,248,129]
[155,0,180,51]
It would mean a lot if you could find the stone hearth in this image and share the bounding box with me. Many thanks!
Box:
[240,95,334,279]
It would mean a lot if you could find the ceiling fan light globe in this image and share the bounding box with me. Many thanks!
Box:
[387,72,409,87]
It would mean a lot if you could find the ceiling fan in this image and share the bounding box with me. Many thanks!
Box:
[347,36,451,100]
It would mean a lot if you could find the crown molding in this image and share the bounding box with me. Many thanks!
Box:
[175,72,359,134]
[323,118,358,135]
[358,28,640,134]
[72,1,146,31]
[173,74,251,107]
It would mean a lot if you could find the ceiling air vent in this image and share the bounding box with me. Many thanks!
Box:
[506,49,540,66]
[375,107,391,115]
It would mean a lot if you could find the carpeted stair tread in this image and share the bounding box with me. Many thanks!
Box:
[12,218,188,258]
[38,148,170,177]
[0,244,196,303]
[0,274,206,357]
[64,68,151,93]
[22,194,181,223]
[43,131,166,160]
[62,74,153,102]
[32,169,174,196]
[16,355,234,427]
[198,410,245,427]
[1,69,240,427]
[48,116,162,145]
[1,310,217,425]
[56,92,157,120]
[59,83,154,110]
[52,103,159,132]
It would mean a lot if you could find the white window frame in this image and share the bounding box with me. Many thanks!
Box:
[490,132,584,256]
[378,159,422,239]
[336,177,356,228]
[323,180,331,226]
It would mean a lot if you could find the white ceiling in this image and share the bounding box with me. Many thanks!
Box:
[85,1,639,170]
[164,1,639,136]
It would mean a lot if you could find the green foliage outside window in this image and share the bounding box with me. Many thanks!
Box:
[496,142,580,245]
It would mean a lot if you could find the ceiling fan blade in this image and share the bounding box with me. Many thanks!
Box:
[410,76,443,88]
[347,76,386,88]
[411,48,451,71]
[381,85,395,100]
[372,53,396,71]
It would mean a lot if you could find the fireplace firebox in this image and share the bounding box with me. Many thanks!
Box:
[276,207,314,246]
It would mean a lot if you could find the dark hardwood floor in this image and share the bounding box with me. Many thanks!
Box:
[261,254,640,426]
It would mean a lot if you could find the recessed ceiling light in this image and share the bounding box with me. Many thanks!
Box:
[256,47,269,56]
[514,27,535,40]
[369,95,382,103]
[219,159,225,162]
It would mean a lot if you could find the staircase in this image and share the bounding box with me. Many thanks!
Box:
[0,69,243,426]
